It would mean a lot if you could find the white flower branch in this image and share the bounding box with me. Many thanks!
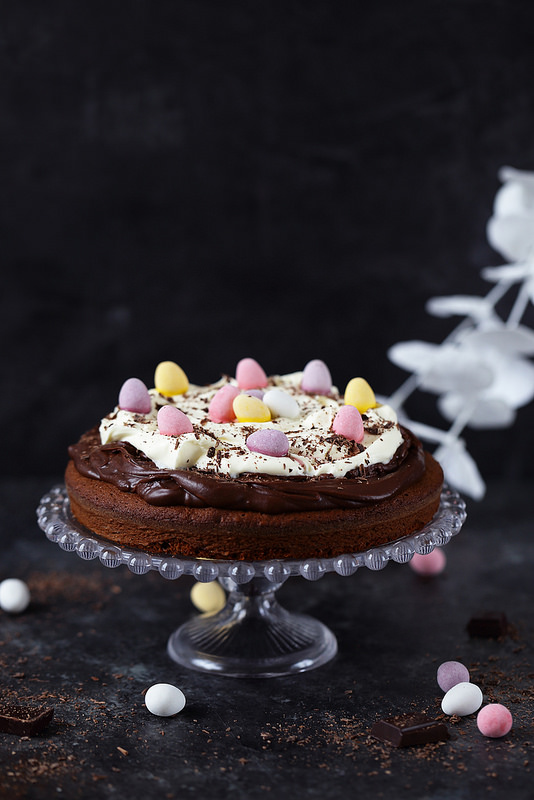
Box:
[384,167,534,500]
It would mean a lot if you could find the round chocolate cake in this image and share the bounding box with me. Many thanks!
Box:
[65,359,444,561]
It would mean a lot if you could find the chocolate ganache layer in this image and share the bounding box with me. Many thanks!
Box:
[68,425,425,514]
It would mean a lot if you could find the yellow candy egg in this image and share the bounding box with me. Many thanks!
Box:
[344,377,377,413]
[190,581,226,614]
[232,394,271,422]
[154,361,189,396]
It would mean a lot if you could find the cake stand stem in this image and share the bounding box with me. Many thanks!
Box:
[167,576,337,678]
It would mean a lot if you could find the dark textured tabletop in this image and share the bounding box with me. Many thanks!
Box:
[1,476,532,799]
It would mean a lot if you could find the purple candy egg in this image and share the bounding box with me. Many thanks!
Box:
[246,429,289,458]
[301,359,332,395]
[118,377,152,414]
[437,661,470,693]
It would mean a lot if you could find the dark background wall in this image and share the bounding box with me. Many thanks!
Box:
[2,0,534,485]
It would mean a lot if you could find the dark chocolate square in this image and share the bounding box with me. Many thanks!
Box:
[370,712,449,748]
[467,612,508,638]
[0,704,54,736]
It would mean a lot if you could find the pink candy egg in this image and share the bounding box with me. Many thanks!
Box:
[409,548,446,576]
[208,385,240,423]
[246,429,289,457]
[157,405,194,436]
[477,704,513,738]
[301,359,332,395]
[118,378,152,414]
[437,661,470,692]
[332,405,364,442]
[236,358,268,390]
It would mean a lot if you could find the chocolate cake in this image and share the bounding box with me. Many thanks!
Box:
[65,358,444,561]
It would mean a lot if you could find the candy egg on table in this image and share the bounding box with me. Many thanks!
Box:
[477,704,513,738]
[144,683,186,717]
[437,661,470,692]
[233,394,271,422]
[0,578,31,614]
[441,681,483,716]
[190,581,226,614]
[344,377,376,413]
[409,548,447,576]
[154,361,189,396]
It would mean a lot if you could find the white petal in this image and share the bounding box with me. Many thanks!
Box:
[433,441,486,500]
[387,341,439,373]
[463,326,534,356]
[487,215,534,262]
[438,393,516,428]
[481,356,534,409]
[527,276,534,304]
[498,165,534,189]
[493,181,534,216]
[425,295,496,321]
[419,346,493,393]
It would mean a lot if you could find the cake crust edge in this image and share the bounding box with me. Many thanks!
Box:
[65,453,444,561]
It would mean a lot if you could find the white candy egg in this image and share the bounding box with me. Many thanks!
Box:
[263,388,300,419]
[145,683,186,717]
[0,578,31,614]
[441,681,483,716]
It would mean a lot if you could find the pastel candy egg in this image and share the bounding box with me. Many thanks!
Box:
[190,581,226,614]
[118,378,152,414]
[244,389,265,400]
[154,361,189,396]
[477,704,513,738]
[301,359,332,395]
[332,405,364,442]
[409,548,447,576]
[0,578,31,614]
[437,661,470,692]
[263,388,300,419]
[344,377,377,413]
[441,682,483,716]
[144,683,186,717]
[235,358,268,390]
[208,384,240,423]
[157,405,194,436]
[233,394,271,422]
[246,429,289,457]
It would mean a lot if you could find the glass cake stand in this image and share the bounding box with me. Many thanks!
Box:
[37,486,466,678]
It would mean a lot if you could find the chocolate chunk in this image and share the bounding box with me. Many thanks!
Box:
[0,704,54,736]
[467,612,508,638]
[370,712,449,747]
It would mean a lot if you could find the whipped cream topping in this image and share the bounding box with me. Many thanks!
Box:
[99,372,403,479]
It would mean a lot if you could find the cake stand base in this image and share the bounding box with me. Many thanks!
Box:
[167,577,338,677]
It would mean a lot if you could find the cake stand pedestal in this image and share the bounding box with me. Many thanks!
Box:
[167,575,337,677]
[37,486,466,678]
